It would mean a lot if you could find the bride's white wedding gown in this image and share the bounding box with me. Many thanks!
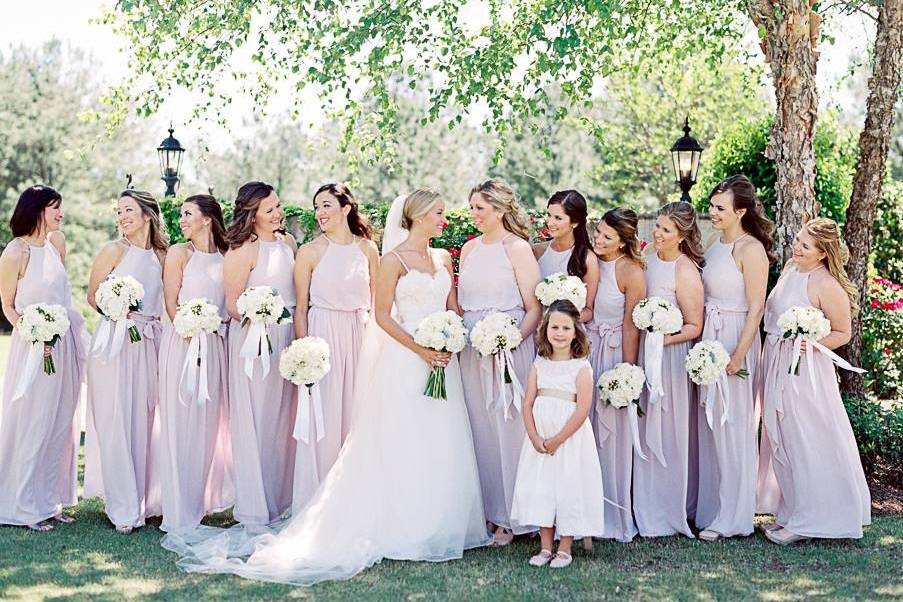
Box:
[162,267,490,585]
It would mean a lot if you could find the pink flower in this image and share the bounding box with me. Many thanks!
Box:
[448,247,460,258]
[871,299,881,309]
[466,234,476,241]
[885,348,894,356]
[640,240,649,250]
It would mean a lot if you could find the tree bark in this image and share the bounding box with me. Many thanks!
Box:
[841,0,903,398]
[749,0,821,262]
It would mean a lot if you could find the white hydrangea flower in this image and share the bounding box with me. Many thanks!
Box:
[95,275,144,321]
[279,336,331,386]
[414,310,468,353]
[534,272,586,308]
[236,286,291,326]
[631,296,683,334]
[777,306,832,341]
[469,312,523,357]
[173,298,222,339]
[685,340,731,386]
[597,362,646,409]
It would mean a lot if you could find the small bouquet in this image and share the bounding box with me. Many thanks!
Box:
[16,303,69,376]
[469,312,525,419]
[281,337,331,443]
[173,298,223,405]
[631,296,683,335]
[414,311,468,400]
[535,272,586,308]
[95,275,145,343]
[686,340,748,429]
[777,306,832,375]
[237,286,291,377]
[596,362,647,460]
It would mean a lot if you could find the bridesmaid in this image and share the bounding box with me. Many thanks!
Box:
[458,178,542,546]
[633,202,704,539]
[761,218,871,545]
[0,185,87,531]
[86,189,167,533]
[532,190,599,322]
[224,181,298,526]
[292,183,379,512]
[588,208,646,543]
[696,176,771,541]
[158,195,233,533]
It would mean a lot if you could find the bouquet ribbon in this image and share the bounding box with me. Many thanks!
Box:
[643,331,666,404]
[703,373,731,430]
[292,384,325,444]
[789,336,864,394]
[179,332,211,406]
[627,404,648,461]
[91,314,156,360]
[240,322,271,379]
[494,350,525,421]
[12,341,45,401]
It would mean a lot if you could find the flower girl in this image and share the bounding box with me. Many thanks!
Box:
[510,299,604,568]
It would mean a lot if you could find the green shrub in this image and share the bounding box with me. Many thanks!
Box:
[872,180,903,284]
[843,395,903,482]
[862,275,903,400]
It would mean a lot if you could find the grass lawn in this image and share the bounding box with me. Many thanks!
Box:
[0,334,901,600]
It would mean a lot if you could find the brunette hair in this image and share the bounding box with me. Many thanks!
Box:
[469,179,530,240]
[599,207,645,268]
[10,185,61,237]
[804,218,860,315]
[226,181,276,249]
[183,194,228,253]
[119,189,169,252]
[708,174,776,263]
[657,202,705,268]
[313,183,374,239]
[535,299,590,359]
[547,189,591,278]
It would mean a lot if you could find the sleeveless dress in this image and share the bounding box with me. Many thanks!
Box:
[228,238,298,526]
[696,239,760,537]
[85,243,164,529]
[161,255,489,585]
[537,244,571,278]
[759,264,871,538]
[588,256,638,542]
[632,253,694,538]
[0,239,87,526]
[458,236,536,533]
[158,245,234,533]
[510,357,604,537]
[293,236,371,513]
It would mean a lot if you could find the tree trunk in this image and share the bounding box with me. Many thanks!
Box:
[749,1,821,263]
[841,0,903,398]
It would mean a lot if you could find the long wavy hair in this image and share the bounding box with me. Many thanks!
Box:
[547,189,591,279]
[120,189,168,252]
[535,299,590,359]
[470,179,530,241]
[313,182,373,239]
[226,181,276,249]
[600,207,645,268]
[10,184,62,237]
[183,194,228,253]
[805,217,860,315]
[657,201,705,268]
[708,174,776,263]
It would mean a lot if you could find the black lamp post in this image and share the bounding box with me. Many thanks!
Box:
[670,116,703,203]
[157,124,185,197]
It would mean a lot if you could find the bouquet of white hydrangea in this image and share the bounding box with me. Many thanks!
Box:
[237,286,292,378]
[470,312,526,419]
[686,340,749,429]
[173,298,223,405]
[16,303,69,376]
[414,311,468,400]
[596,362,647,460]
[281,337,332,444]
[94,275,145,344]
[632,296,683,404]
[776,305,864,385]
[534,272,586,308]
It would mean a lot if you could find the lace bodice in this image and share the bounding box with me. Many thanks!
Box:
[394,269,451,331]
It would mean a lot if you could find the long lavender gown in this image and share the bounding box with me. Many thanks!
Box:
[696,239,760,537]
[293,236,370,513]
[86,243,164,529]
[0,239,87,526]
[759,264,871,538]
[458,235,536,534]
[588,256,638,542]
[229,239,298,526]
[632,253,694,538]
[158,245,234,533]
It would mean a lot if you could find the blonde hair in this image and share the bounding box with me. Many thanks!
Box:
[657,201,705,269]
[401,189,442,229]
[119,189,168,252]
[469,179,530,240]
[805,217,860,315]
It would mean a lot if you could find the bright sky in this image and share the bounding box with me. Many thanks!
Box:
[1,1,877,151]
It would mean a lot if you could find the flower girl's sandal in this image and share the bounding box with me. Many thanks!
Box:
[491,527,514,547]
[549,552,572,569]
[698,529,721,542]
[528,550,554,567]
[765,528,809,546]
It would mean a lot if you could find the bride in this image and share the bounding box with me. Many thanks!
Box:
[162,189,490,585]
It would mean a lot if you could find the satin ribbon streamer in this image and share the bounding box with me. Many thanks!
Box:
[292,384,326,444]
[789,336,865,394]
[11,341,45,401]
[703,373,731,430]
[91,316,136,360]
[493,350,525,421]
[643,331,665,402]
[179,333,210,406]
[240,322,271,379]
[627,403,648,461]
